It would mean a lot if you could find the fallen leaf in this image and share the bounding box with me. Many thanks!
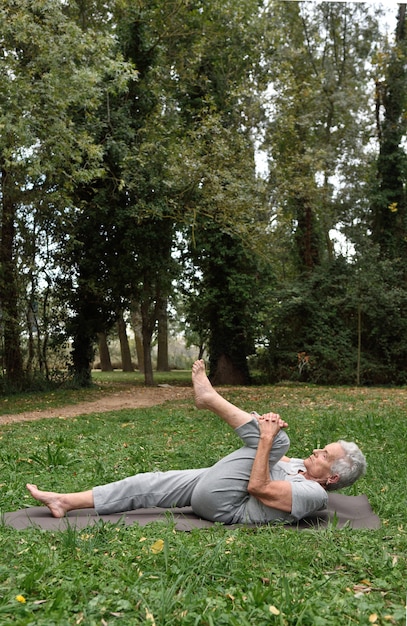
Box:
[146,608,156,625]
[151,539,164,554]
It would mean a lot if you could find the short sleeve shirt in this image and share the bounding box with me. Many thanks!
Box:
[243,457,328,524]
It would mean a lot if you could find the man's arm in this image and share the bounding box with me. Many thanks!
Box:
[247,415,292,513]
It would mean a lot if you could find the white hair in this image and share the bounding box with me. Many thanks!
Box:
[326,440,367,491]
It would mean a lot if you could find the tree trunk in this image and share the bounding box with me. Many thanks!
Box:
[140,299,155,386]
[130,303,144,372]
[372,4,407,258]
[0,165,24,385]
[356,302,362,386]
[69,280,97,387]
[156,294,170,371]
[70,318,95,387]
[142,327,154,386]
[117,311,134,372]
[97,332,113,371]
[40,283,51,380]
[210,353,249,385]
[72,324,95,387]
[294,197,321,272]
[26,305,35,376]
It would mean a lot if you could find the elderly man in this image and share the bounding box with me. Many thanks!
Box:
[26,360,366,525]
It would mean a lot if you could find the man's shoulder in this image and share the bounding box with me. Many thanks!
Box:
[280,457,305,472]
[290,478,328,518]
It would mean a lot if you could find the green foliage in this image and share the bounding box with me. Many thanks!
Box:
[261,258,355,384]
[184,223,275,383]
[0,385,406,623]
[262,253,407,385]
[0,0,135,387]
[161,0,273,382]
[1,0,406,391]
[370,5,407,259]
[263,1,380,271]
[55,0,270,385]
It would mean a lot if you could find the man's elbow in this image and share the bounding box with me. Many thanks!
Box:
[247,481,264,497]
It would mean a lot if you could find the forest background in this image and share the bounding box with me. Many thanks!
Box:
[0,0,406,392]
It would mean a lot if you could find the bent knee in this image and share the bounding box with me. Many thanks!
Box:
[275,429,290,452]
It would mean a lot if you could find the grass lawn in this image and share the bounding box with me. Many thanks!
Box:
[0,377,406,625]
[0,370,192,417]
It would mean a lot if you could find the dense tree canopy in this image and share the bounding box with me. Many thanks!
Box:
[0,0,405,390]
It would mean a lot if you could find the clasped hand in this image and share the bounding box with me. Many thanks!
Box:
[257,412,288,441]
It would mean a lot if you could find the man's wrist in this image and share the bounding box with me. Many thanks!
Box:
[258,434,275,449]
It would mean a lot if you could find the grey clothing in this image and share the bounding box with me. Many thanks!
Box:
[93,418,327,524]
[190,420,327,523]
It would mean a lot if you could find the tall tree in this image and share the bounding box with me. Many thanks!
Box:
[186,222,274,384]
[0,0,126,387]
[371,4,407,259]
[261,2,388,381]
[63,0,183,385]
[0,166,24,384]
[263,1,380,274]
[63,0,269,385]
[167,0,271,382]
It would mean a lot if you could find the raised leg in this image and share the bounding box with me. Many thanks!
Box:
[192,359,253,429]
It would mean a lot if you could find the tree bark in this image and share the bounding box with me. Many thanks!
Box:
[117,312,134,372]
[69,320,94,386]
[142,326,154,386]
[0,165,24,384]
[210,353,249,385]
[69,273,98,387]
[130,303,144,372]
[356,302,361,386]
[156,294,170,371]
[97,332,113,371]
[140,298,155,386]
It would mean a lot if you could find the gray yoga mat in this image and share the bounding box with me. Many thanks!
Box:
[3,494,380,531]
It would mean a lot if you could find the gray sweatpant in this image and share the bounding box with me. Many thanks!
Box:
[93,418,290,524]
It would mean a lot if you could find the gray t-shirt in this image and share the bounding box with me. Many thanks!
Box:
[242,457,328,524]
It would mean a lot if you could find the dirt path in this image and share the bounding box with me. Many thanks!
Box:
[0,385,192,426]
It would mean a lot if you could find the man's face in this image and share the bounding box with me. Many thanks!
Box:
[303,442,345,485]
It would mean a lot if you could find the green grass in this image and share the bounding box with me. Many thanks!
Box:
[0,369,192,416]
[0,383,406,625]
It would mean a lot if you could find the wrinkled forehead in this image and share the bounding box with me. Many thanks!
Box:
[326,442,346,460]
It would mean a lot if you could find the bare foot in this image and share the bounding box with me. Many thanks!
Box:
[192,359,218,410]
[192,359,253,429]
[26,483,68,518]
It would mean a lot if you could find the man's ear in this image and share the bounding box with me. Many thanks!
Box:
[327,473,340,485]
